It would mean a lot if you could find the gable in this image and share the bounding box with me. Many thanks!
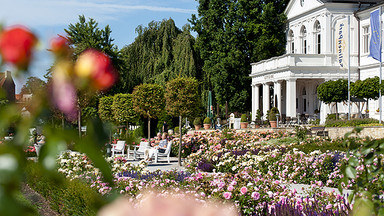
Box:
[285,0,324,20]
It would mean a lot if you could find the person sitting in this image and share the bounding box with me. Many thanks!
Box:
[150,132,162,145]
[144,133,168,162]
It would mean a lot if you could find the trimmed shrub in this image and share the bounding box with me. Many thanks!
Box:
[203,117,211,124]
[193,117,202,126]
[268,107,279,121]
[325,118,380,127]
[240,114,247,122]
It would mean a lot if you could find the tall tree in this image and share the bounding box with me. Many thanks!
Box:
[46,15,122,93]
[48,15,122,134]
[132,84,165,140]
[165,77,200,166]
[190,0,288,112]
[20,76,46,95]
[120,19,201,92]
[64,15,119,63]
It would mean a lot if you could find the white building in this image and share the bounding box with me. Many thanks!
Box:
[250,0,383,124]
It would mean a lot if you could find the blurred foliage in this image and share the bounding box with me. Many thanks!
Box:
[25,162,105,215]
[340,128,384,215]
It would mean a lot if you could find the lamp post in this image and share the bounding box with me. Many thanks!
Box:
[297,113,300,124]
[276,114,279,128]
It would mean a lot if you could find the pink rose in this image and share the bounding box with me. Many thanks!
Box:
[223,192,232,200]
[227,185,234,191]
[251,192,260,200]
[240,186,247,195]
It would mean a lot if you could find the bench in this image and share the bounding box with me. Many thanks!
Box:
[310,127,328,137]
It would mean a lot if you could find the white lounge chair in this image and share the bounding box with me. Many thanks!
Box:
[111,140,126,157]
[154,141,172,163]
[134,142,149,160]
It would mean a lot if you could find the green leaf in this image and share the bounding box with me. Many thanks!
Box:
[348,157,358,166]
[345,166,357,179]
[78,118,113,185]
[365,152,374,165]
[361,147,372,155]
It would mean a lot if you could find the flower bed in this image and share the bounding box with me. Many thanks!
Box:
[54,130,384,215]
[57,152,351,215]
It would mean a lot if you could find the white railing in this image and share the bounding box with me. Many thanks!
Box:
[251,53,357,75]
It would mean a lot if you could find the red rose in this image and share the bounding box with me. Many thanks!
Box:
[0,26,37,70]
[74,49,117,90]
[50,36,70,57]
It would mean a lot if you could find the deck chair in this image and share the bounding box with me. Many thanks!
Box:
[134,142,149,160]
[112,140,125,157]
[154,141,173,163]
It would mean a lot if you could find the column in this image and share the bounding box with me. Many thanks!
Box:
[274,81,282,116]
[251,85,255,121]
[252,85,260,121]
[286,79,297,118]
[263,83,270,120]
[255,85,260,116]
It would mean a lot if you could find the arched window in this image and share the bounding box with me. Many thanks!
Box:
[302,87,307,95]
[314,21,321,54]
[288,30,295,53]
[300,26,307,54]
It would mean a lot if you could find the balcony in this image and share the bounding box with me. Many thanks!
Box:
[250,53,356,75]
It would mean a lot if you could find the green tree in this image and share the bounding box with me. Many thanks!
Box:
[53,15,122,135]
[120,19,201,92]
[317,79,348,118]
[64,15,120,64]
[165,77,200,165]
[20,76,46,95]
[351,77,381,114]
[190,0,288,112]
[132,84,165,140]
[112,93,138,130]
[98,96,114,123]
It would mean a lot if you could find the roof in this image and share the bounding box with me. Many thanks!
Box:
[0,72,6,88]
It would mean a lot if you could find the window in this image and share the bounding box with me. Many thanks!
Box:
[363,26,369,54]
[314,21,321,54]
[301,26,307,54]
[288,30,295,53]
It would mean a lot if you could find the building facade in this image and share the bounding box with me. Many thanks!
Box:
[250,0,383,124]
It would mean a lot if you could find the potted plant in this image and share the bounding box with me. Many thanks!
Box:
[255,109,262,128]
[240,114,248,129]
[203,117,211,129]
[193,117,202,130]
[269,107,279,128]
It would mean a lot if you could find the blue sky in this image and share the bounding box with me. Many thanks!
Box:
[0,0,198,92]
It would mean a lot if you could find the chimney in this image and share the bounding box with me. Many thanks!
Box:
[5,71,11,78]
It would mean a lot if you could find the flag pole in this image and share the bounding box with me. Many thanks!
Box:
[380,7,382,124]
[348,15,351,120]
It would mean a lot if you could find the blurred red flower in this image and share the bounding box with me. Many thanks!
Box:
[74,49,117,90]
[50,35,71,57]
[0,26,37,70]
